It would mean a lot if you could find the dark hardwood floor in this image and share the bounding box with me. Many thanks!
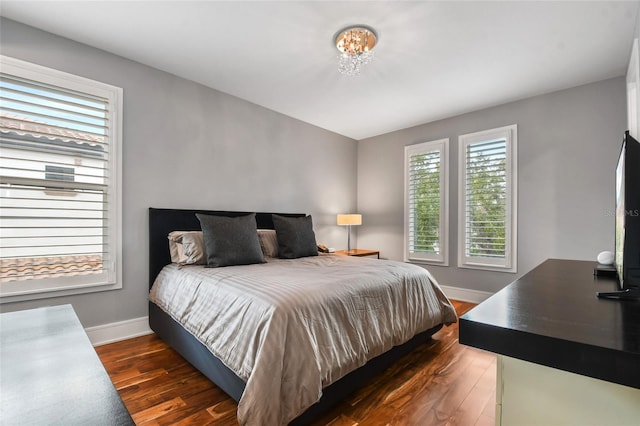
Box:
[96,300,496,425]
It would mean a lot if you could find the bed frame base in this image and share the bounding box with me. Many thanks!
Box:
[149,302,245,401]
[150,301,442,425]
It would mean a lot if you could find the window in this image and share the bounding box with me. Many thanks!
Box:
[404,139,449,265]
[458,125,517,272]
[45,165,75,182]
[0,56,122,302]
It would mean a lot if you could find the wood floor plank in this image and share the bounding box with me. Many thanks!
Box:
[206,399,240,424]
[480,390,497,419]
[168,410,218,426]
[113,368,169,389]
[98,299,496,425]
[146,388,234,425]
[132,396,187,425]
[324,414,360,426]
[474,413,496,426]
[448,378,494,426]
[121,371,220,412]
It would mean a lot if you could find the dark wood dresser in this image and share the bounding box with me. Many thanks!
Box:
[459,259,640,425]
[0,304,134,425]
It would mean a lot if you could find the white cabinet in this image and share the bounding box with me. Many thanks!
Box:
[497,355,640,426]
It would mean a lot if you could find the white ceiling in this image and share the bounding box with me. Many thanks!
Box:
[1,1,638,140]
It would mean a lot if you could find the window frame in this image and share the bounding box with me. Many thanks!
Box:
[457,124,517,272]
[404,138,449,265]
[0,55,123,303]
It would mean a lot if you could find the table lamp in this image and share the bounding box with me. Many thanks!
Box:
[337,214,362,253]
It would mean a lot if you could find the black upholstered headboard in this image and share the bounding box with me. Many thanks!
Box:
[148,208,305,288]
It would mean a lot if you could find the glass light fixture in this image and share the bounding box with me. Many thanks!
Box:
[337,214,363,252]
[335,26,377,76]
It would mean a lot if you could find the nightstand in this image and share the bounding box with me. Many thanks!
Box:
[335,249,380,259]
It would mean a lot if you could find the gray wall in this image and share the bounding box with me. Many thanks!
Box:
[357,77,627,293]
[636,4,640,41]
[0,19,357,326]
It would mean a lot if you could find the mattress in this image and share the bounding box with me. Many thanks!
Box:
[149,254,457,425]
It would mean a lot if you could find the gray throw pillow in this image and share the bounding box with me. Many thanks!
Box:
[272,214,318,259]
[196,213,265,267]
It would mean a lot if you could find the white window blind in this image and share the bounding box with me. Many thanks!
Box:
[0,56,122,301]
[404,139,449,264]
[458,125,517,272]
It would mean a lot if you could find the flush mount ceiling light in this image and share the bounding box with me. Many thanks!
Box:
[335,26,377,76]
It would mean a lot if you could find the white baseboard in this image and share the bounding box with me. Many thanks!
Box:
[440,285,493,304]
[85,316,152,346]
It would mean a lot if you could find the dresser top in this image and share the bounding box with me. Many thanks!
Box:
[0,304,134,425]
[459,259,640,389]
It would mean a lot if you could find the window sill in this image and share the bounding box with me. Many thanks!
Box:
[0,281,122,304]
[406,257,449,267]
[458,262,517,273]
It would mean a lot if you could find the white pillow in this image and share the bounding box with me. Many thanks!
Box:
[168,231,206,265]
[168,229,279,263]
[257,229,279,258]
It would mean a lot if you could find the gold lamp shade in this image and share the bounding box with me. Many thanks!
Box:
[337,214,362,226]
[337,214,362,252]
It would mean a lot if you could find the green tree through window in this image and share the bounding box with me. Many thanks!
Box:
[405,138,449,264]
[465,145,506,258]
[458,125,517,272]
[411,151,441,253]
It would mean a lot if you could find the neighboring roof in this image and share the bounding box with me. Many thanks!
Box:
[0,113,105,145]
[0,113,105,156]
[0,254,103,282]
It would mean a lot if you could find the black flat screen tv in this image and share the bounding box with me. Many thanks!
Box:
[598,131,640,300]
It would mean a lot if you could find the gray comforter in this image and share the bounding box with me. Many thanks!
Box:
[149,254,457,425]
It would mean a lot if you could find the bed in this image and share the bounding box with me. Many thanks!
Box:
[148,208,457,425]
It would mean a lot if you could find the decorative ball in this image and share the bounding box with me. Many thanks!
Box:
[597,251,614,265]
